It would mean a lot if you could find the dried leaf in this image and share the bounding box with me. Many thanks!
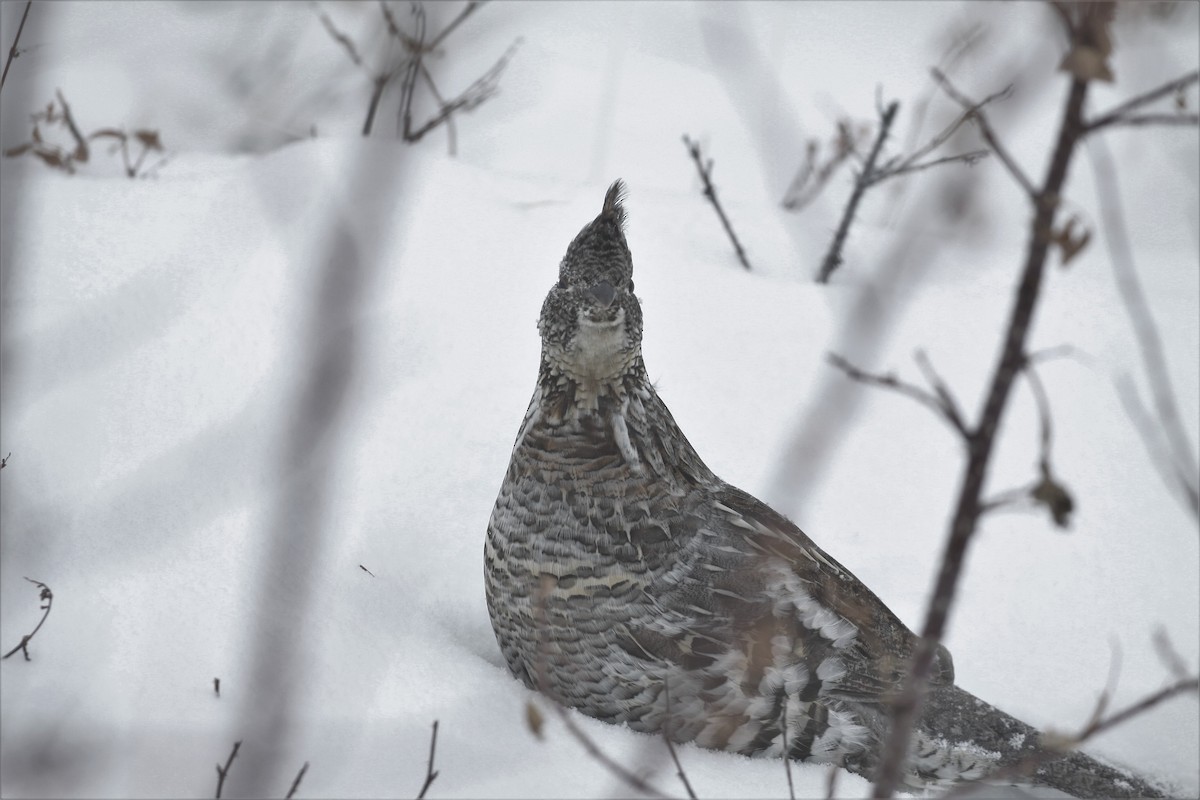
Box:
[33,149,70,173]
[134,130,162,151]
[1031,473,1075,528]
[525,699,544,740]
[1053,217,1091,266]
[72,141,90,163]
[1059,47,1114,83]
[1059,2,1115,83]
[1039,728,1079,753]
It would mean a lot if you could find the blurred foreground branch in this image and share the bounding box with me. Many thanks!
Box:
[1087,130,1199,520]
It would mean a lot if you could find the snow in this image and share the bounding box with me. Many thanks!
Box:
[1,2,1197,798]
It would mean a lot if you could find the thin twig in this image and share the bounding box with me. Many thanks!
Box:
[285,761,309,800]
[817,100,898,283]
[404,37,521,143]
[781,120,865,211]
[214,740,242,800]
[1093,112,1199,129]
[661,679,697,800]
[550,703,669,798]
[682,135,752,271]
[394,3,426,139]
[55,88,89,163]
[1021,357,1054,466]
[914,350,971,440]
[887,86,1008,178]
[2,578,54,661]
[419,63,458,156]
[0,451,10,469]
[533,578,669,798]
[1152,628,1191,682]
[827,352,971,441]
[874,83,1012,185]
[317,10,364,68]
[781,695,795,800]
[871,68,1093,799]
[1087,131,1199,520]
[931,68,1036,198]
[0,0,32,93]
[427,0,482,53]
[824,764,839,800]
[1084,70,1199,133]
[878,149,989,180]
[416,720,440,799]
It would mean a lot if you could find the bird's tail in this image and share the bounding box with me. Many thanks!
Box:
[907,683,1173,798]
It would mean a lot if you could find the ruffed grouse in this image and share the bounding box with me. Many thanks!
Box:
[485,181,1167,798]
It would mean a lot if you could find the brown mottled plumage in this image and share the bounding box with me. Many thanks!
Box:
[484,181,1167,798]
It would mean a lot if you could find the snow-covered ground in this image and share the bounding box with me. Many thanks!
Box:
[1,2,1197,798]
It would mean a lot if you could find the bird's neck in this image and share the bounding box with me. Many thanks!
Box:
[537,351,646,417]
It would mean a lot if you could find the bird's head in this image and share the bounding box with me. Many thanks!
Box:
[538,180,644,389]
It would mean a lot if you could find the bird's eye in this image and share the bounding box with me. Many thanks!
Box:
[628,279,635,292]
[557,276,567,289]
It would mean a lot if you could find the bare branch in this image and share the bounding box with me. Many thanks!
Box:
[285,761,309,800]
[1094,112,1199,129]
[871,68,1093,798]
[2,578,54,661]
[317,9,364,69]
[1088,131,1199,520]
[427,0,483,53]
[877,83,1012,183]
[1085,70,1199,133]
[403,37,521,143]
[682,134,752,271]
[0,0,32,93]
[827,352,971,441]
[1074,676,1198,742]
[394,3,426,139]
[817,100,898,283]
[931,68,1036,197]
[782,120,866,211]
[416,720,440,799]
[214,740,242,800]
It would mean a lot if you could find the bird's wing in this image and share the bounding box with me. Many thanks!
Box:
[622,482,953,707]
